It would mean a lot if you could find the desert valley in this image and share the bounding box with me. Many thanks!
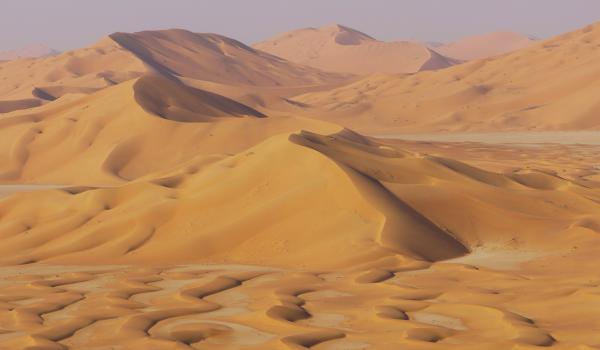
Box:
[0,6,599,349]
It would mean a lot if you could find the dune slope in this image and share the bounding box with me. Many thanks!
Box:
[254,24,456,75]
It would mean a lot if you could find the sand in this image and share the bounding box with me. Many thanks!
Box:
[254,24,456,75]
[294,21,600,133]
[1,132,600,348]
[0,29,350,114]
[0,19,599,350]
[0,254,598,349]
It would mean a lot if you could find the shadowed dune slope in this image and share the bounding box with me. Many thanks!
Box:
[133,74,266,122]
[294,22,600,132]
[254,24,456,75]
[0,74,338,185]
[0,29,348,113]
[1,130,600,268]
[437,32,536,61]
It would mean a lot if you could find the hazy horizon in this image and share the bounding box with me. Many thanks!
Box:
[1,0,599,52]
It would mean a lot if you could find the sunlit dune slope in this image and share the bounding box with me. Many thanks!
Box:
[0,73,338,185]
[437,32,536,61]
[294,22,600,132]
[1,129,599,268]
[0,29,348,113]
[254,24,456,75]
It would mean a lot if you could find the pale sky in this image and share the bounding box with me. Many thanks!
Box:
[1,0,599,51]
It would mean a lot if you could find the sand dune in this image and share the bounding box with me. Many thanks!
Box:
[437,32,536,61]
[0,29,348,114]
[1,132,600,348]
[1,18,600,350]
[294,21,600,133]
[1,129,599,270]
[0,131,462,267]
[0,71,338,185]
[254,24,456,75]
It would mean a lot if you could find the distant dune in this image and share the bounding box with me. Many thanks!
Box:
[0,29,349,113]
[0,44,59,61]
[254,24,457,75]
[437,32,536,61]
[294,22,600,132]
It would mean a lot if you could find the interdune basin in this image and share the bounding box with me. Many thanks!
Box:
[0,19,599,350]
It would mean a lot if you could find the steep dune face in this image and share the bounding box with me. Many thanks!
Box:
[295,131,600,252]
[1,129,600,269]
[133,74,266,122]
[295,22,600,132]
[0,74,338,185]
[254,24,456,75]
[437,32,536,61]
[0,29,348,114]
